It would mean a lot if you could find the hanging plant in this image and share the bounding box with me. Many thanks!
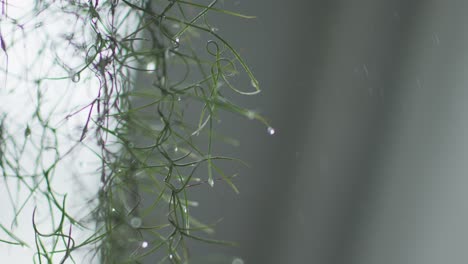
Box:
[0,0,272,263]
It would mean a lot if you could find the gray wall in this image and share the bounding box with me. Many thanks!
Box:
[147,1,468,263]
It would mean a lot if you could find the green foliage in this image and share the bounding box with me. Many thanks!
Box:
[0,0,271,263]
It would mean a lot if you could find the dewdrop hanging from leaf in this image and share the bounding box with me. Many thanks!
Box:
[267,127,275,135]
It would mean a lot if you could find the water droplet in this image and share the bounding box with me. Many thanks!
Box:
[111,208,116,212]
[146,62,156,72]
[169,254,173,260]
[24,126,31,137]
[208,177,214,187]
[141,241,148,248]
[210,27,219,33]
[130,217,142,228]
[250,79,258,88]
[246,110,255,120]
[267,127,275,135]
[117,169,122,173]
[177,96,181,101]
[173,38,180,49]
[174,146,178,152]
[232,258,244,264]
[71,73,80,83]
[183,207,187,213]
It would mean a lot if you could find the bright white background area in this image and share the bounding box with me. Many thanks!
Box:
[1,1,103,262]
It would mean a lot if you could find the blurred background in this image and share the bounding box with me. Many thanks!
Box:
[178,0,468,263]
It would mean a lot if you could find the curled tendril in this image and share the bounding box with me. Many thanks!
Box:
[206,40,220,56]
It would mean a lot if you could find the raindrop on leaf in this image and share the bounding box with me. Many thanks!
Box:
[246,110,255,120]
[71,73,80,83]
[130,217,142,228]
[250,79,258,89]
[208,177,214,187]
[267,127,275,135]
[146,62,156,72]
[24,125,31,137]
